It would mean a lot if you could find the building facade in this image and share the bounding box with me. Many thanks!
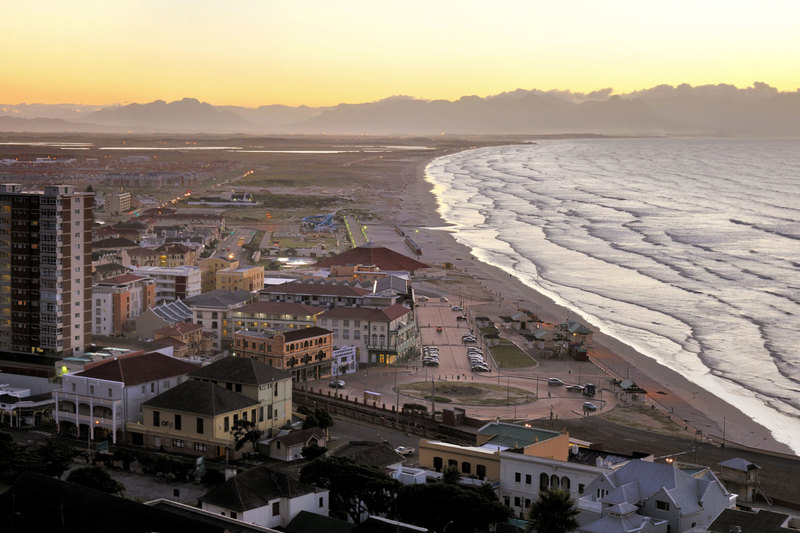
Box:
[92,274,156,336]
[0,184,93,367]
[129,265,202,304]
[233,326,333,381]
[184,289,252,352]
[216,266,264,292]
[229,301,325,334]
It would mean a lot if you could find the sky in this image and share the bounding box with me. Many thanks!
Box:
[3,0,799,107]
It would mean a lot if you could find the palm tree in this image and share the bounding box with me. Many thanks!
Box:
[526,489,580,533]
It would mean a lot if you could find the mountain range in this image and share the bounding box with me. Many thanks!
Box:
[2,83,799,136]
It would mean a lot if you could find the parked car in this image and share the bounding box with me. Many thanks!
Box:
[451,305,463,312]
[440,297,448,302]
[395,446,415,456]
[583,402,598,411]
[566,385,584,392]
[472,364,491,372]
[329,379,345,388]
[422,359,439,366]
[462,335,476,343]
[418,296,429,301]
[548,378,564,386]
[456,315,467,321]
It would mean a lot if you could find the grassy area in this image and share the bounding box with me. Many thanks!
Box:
[242,230,266,253]
[398,380,533,406]
[490,339,537,368]
[600,403,684,435]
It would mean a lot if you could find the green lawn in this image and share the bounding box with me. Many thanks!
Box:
[490,339,537,368]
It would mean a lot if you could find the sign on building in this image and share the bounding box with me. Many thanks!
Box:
[332,345,358,376]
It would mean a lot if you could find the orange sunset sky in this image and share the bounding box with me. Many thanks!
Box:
[3,0,799,107]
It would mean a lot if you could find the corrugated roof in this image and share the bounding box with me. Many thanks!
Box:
[313,245,429,271]
[477,422,561,448]
[199,465,319,512]
[283,326,332,341]
[77,351,200,386]
[143,380,257,416]
[259,282,370,297]
[189,356,292,385]
[155,322,203,336]
[319,304,411,322]
[183,289,253,308]
[233,301,326,316]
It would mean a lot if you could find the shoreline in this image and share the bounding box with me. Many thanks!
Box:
[394,147,794,457]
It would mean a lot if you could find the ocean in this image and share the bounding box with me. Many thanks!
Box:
[424,137,800,455]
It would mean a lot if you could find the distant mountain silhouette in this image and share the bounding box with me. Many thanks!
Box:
[1,83,799,135]
[84,98,257,132]
[0,115,116,133]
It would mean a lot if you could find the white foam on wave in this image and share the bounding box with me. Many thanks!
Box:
[425,139,800,455]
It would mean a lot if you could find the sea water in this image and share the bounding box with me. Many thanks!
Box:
[424,137,800,454]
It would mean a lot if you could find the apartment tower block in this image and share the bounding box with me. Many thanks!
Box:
[0,184,93,373]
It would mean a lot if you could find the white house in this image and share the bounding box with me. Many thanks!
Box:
[199,465,329,528]
[577,459,736,533]
[129,265,202,304]
[183,289,253,351]
[54,351,199,443]
[264,428,327,462]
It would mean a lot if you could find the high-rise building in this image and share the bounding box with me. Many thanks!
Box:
[0,184,93,376]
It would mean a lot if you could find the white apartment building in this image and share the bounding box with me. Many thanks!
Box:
[129,265,202,304]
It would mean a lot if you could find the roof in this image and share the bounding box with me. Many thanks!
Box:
[708,508,794,533]
[127,247,157,257]
[233,301,326,316]
[373,275,409,294]
[332,441,405,468]
[565,320,592,334]
[259,282,370,297]
[94,263,128,275]
[184,289,253,308]
[477,422,562,449]
[93,237,140,249]
[156,243,192,253]
[143,380,257,416]
[718,457,761,471]
[189,356,292,385]
[76,351,200,386]
[154,322,203,336]
[314,244,429,271]
[0,472,224,533]
[148,299,192,322]
[200,465,320,512]
[283,326,332,341]
[147,500,277,533]
[272,428,325,447]
[97,273,148,285]
[319,304,412,322]
[285,510,355,533]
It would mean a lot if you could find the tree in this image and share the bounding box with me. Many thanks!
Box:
[441,464,461,484]
[302,414,319,430]
[300,456,399,524]
[301,443,327,460]
[525,489,579,533]
[314,408,334,434]
[231,419,263,454]
[34,439,80,479]
[66,465,125,496]
[396,482,512,533]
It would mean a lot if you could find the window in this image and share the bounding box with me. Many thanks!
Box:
[141,385,146,394]
[656,500,670,511]
[476,464,486,480]
[578,483,585,494]
[514,497,521,507]
[561,476,570,490]
[196,418,204,434]
[172,439,185,448]
[174,414,182,430]
[162,380,170,389]
[259,407,264,422]
[230,511,237,520]
[503,496,510,507]
[224,416,229,432]
[319,496,324,508]
[89,385,94,395]
[233,414,239,425]
[514,472,521,483]
[272,501,280,516]
[525,474,531,485]
[461,462,471,474]
[108,388,113,398]
[525,498,531,508]
[153,411,160,427]
[551,474,559,489]
[72,383,76,392]
[540,473,549,490]
[194,442,206,452]
[251,409,256,422]
[433,456,443,472]
[150,383,155,393]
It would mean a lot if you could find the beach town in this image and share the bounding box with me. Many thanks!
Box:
[0,135,798,532]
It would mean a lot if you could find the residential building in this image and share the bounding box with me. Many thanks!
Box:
[135,299,192,341]
[199,465,329,528]
[316,304,416,365]
[54,350,199,443]
[265,428,327,462]
[153,322,210,358]
[128,243,198,268]
[199,256,238,292]
[258,281,370,309]
[129,265,202,304]
[578,459,736,533]
[128,356,293,456]
[217,266,265,293]
[233,326,332,381]
[715,458,763,504]
[708,508,800,533]
[188,356,293,438]
[184,289,252,351]
[313,243,429,273]
[229,301,325,334]
[92,273,156,335]
[0,184,93,375]
[105,191,131,215]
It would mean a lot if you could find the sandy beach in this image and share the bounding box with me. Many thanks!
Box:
[374,147,794,457]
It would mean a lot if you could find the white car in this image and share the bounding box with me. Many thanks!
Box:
[329,379,345,388]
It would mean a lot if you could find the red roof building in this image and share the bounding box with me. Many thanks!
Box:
[314,244,429,272]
